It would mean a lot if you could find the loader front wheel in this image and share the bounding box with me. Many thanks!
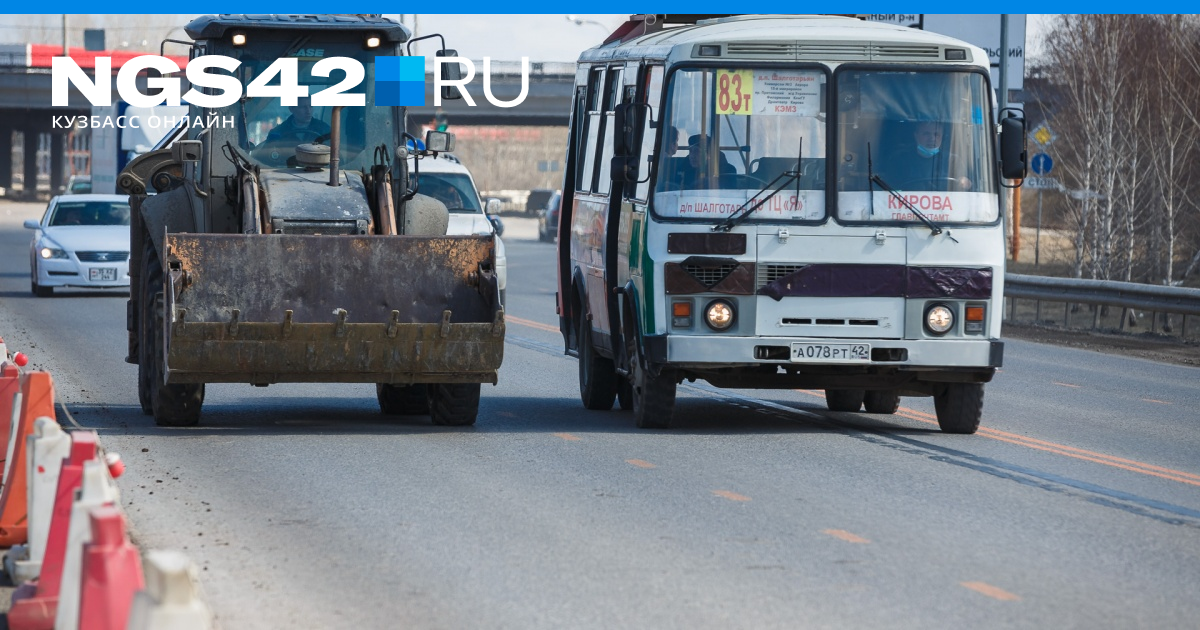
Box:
[377,384,430,415]
[429,383,480,426]
[142,238,204,427]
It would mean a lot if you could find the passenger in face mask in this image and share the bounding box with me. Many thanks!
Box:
[890,121,972,191]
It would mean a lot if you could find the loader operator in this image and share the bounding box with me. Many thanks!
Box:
[266,96,331,145]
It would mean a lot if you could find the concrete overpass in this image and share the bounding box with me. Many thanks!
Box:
[1,47,576,197]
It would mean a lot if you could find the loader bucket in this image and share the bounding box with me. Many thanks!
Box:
[160,233,504,385]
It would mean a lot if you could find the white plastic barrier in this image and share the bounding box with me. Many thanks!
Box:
[3,416,71,583]
[54,458,120,630]
[126,550,214,630]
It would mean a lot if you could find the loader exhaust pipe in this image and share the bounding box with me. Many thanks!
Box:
[328,105,343,187]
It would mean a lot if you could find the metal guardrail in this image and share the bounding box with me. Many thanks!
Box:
[1005,273,1200,317]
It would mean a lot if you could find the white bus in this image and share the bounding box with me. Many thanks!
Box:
[556,15,1027,432]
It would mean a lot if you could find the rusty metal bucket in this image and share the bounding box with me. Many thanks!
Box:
[160,233,504,384]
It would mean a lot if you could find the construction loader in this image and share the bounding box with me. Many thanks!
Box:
[119,15,503,427]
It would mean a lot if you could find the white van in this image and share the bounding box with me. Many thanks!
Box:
[410,153,507,305]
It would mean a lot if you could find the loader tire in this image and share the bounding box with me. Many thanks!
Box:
[142,238,204,427]
[377,384,430,415]
[429,383,480,426]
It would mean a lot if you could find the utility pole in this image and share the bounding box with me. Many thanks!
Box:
[62,15,69,56]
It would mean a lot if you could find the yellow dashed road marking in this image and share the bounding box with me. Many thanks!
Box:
[822,529,870,544]
[553,433,582,441]
[961,581,1021,601]
[712,490,751,502]
[626,459,657,469]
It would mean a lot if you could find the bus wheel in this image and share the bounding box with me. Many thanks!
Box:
[863,390,900,414]
[578,312,616,410]
[825,389,864,412]
[632,362,676,429]
[934,383,984,434]
[377,384,430,415]
[429,383,480,426]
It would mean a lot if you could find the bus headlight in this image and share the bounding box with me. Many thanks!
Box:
[704,300,735,331]
[925,304,954,335]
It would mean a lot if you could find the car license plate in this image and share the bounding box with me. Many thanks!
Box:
[790,342,871,363]
[89,267,117,282]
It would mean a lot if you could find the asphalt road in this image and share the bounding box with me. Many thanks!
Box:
[2,200,1199,629]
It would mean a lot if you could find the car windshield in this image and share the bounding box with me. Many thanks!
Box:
[415,173,482,213]
[835,69,998,224]
[653,67,827,223]
[50,201,131,226]
[220,41,395,171]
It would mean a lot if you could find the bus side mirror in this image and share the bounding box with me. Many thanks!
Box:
[437,49,463,101]
[613,103,636,157]
[999,109,1027,180]
[610,155,639,183]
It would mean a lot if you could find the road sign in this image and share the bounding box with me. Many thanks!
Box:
[1031,123,1056,147]
[1031,153,1053,176]
[1024,176,1060,190]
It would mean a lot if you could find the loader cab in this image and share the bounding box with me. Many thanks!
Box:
[182,15,411,233]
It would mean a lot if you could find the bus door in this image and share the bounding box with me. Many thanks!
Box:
[574,65,623,349]
[614,64,664,364]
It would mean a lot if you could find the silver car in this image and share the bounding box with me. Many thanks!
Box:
[25,194,132,297]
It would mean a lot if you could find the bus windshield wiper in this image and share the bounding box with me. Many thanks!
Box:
[869,173,951,238]
[714,136,804,233]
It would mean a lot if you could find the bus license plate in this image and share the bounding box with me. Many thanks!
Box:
[89,267,117,282]
[790,343,870,363]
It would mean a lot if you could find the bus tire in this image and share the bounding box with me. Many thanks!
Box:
[429,383,480,426]
[377,384,430,415]
[934,383,984,434]
[578,311,616,410]
[863,390,901,414]
[825,389,865,412]
[143,239,204,427]
[632,363,676,429]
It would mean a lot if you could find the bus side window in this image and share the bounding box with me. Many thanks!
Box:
[595,67,623,196]
[577,68,605,194]
[634,65,664,203]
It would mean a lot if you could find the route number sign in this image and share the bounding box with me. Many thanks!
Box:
[716,70,753,115]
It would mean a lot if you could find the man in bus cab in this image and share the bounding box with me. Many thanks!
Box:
[680,133,736,190]
[889,121,972,191]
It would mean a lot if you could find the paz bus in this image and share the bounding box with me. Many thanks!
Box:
[556,15,1026,432]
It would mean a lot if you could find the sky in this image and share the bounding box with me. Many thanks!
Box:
[0,14,1055,64]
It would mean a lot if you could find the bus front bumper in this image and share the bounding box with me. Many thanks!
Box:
[642,335,1003,370]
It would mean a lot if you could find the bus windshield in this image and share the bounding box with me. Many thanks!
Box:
[836,69,997,224]
[654,67,827,223]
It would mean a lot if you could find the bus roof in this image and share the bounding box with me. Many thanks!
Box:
[577,15,988,69]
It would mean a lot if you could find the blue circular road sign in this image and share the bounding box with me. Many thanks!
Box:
[1031,153,1054,176]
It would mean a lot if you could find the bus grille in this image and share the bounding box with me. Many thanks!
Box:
[684,263,738,289]
[758,264,805,287]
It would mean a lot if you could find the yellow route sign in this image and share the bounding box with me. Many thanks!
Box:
[715,70,753,115]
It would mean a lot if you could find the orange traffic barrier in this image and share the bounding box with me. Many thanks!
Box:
[8,432,97,630]
[0,371,56,546]
[0,362,20,484]
[78,506,143,630]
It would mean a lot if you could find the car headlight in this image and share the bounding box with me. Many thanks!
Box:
[704,299,735,331]
[925,304,954,335]
[39,244,68,259]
